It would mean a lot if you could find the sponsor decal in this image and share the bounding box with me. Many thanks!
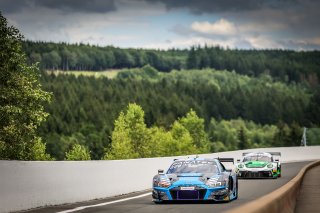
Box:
[180,186,195,190]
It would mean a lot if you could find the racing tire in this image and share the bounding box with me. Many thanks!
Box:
[225,177,233,202]
[278,166,282,177]
[234,178,238,200]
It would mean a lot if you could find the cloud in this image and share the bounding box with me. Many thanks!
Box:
[0,0,117,14]
[245,36,283,49]
[309,37,320,46]
[169,24,193,37]
[2,0,166,48]
[0,0,29,13]
[278,38,320,50]
[191,19,237,36]
[169,18,292,50]
[1,0,320,50]
[147,0,299,14]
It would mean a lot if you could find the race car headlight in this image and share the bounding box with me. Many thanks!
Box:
[267,163,273,168]
[211,189,228,196]
[238,163,244,168]
[154,176,171,188]
[158,181,171,188]
[206,179,226,188]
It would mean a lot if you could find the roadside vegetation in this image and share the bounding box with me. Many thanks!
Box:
[1,12,319,161]
[38,66,319,160]
[0,13,52,160]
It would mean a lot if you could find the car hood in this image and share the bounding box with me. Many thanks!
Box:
[170,173,220,186]
[245,161,268,168]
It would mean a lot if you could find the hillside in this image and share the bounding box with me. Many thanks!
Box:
[38,67,320,160]
[23,41,320,84]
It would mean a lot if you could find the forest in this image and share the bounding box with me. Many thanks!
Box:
[2,13,319,161]
[23,41,320,84]
[38,66,320,160]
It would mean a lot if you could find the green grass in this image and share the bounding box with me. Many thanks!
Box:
[46,69,122,79]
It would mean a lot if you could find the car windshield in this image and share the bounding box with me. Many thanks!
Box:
[167,160,219,174]
[243,155,271,162]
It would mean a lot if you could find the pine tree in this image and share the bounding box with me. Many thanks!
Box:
[238,127,248,150]
[186,46,199,69]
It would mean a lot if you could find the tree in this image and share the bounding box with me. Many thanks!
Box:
[103,112,136,160]
[289,122,302,146]
[42,50,61,70]
[179,109,210,153]
[104,103,151,159]
[238,126,249,150]
[0,13,51,160]
[186,46,199,69]
[306,86,320,126]
[124,103,151,157]
[170,121,197,155]
[29,52,42,64]
[30,138,54,160]
[65,144,91,160]
[273,121,291,147]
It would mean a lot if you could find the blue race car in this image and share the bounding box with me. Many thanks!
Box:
[152,157,238,203]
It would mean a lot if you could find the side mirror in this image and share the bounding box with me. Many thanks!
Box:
[237,159,240,163]
[158,169,164,174]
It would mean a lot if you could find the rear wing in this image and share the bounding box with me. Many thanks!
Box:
[267,152,281,157]
[217,158,234,164]
[242,152,281,157]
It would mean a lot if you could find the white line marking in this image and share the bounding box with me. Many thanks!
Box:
[56,192,152,213]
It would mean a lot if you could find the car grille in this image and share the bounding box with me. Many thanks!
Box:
[170,187,207,200]
[240,171,273,178]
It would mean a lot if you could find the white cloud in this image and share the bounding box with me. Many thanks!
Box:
[191,19,237,36]
[309,37,320,45]
[245,36,283,49]
[4,0,166,46]
[238,22,286,34]
[185,18,291,50]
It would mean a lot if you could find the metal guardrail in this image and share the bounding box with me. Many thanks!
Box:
[225,160,320,213]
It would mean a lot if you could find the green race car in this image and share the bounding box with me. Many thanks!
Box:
[235,152,281,179]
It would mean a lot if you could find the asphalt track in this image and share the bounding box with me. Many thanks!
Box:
[25,161,309,213]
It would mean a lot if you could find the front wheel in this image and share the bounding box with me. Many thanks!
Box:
[234,178,238,200]
[278,166,282,177]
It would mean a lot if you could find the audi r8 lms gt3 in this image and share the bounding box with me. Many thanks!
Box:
[152,157,238,203]
[235,152,281,179]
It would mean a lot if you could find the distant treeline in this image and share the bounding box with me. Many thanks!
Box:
[23,41,320,84]
[23,41,184,72]
[39,68,320,160]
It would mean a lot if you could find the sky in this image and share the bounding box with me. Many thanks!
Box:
[1,0,320,50]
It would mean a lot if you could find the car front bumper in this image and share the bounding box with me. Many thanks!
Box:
[152,185,230,202]
[236,168,278,178]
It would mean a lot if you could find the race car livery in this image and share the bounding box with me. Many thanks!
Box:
[235,152,281,179]
[152,157,238,203]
